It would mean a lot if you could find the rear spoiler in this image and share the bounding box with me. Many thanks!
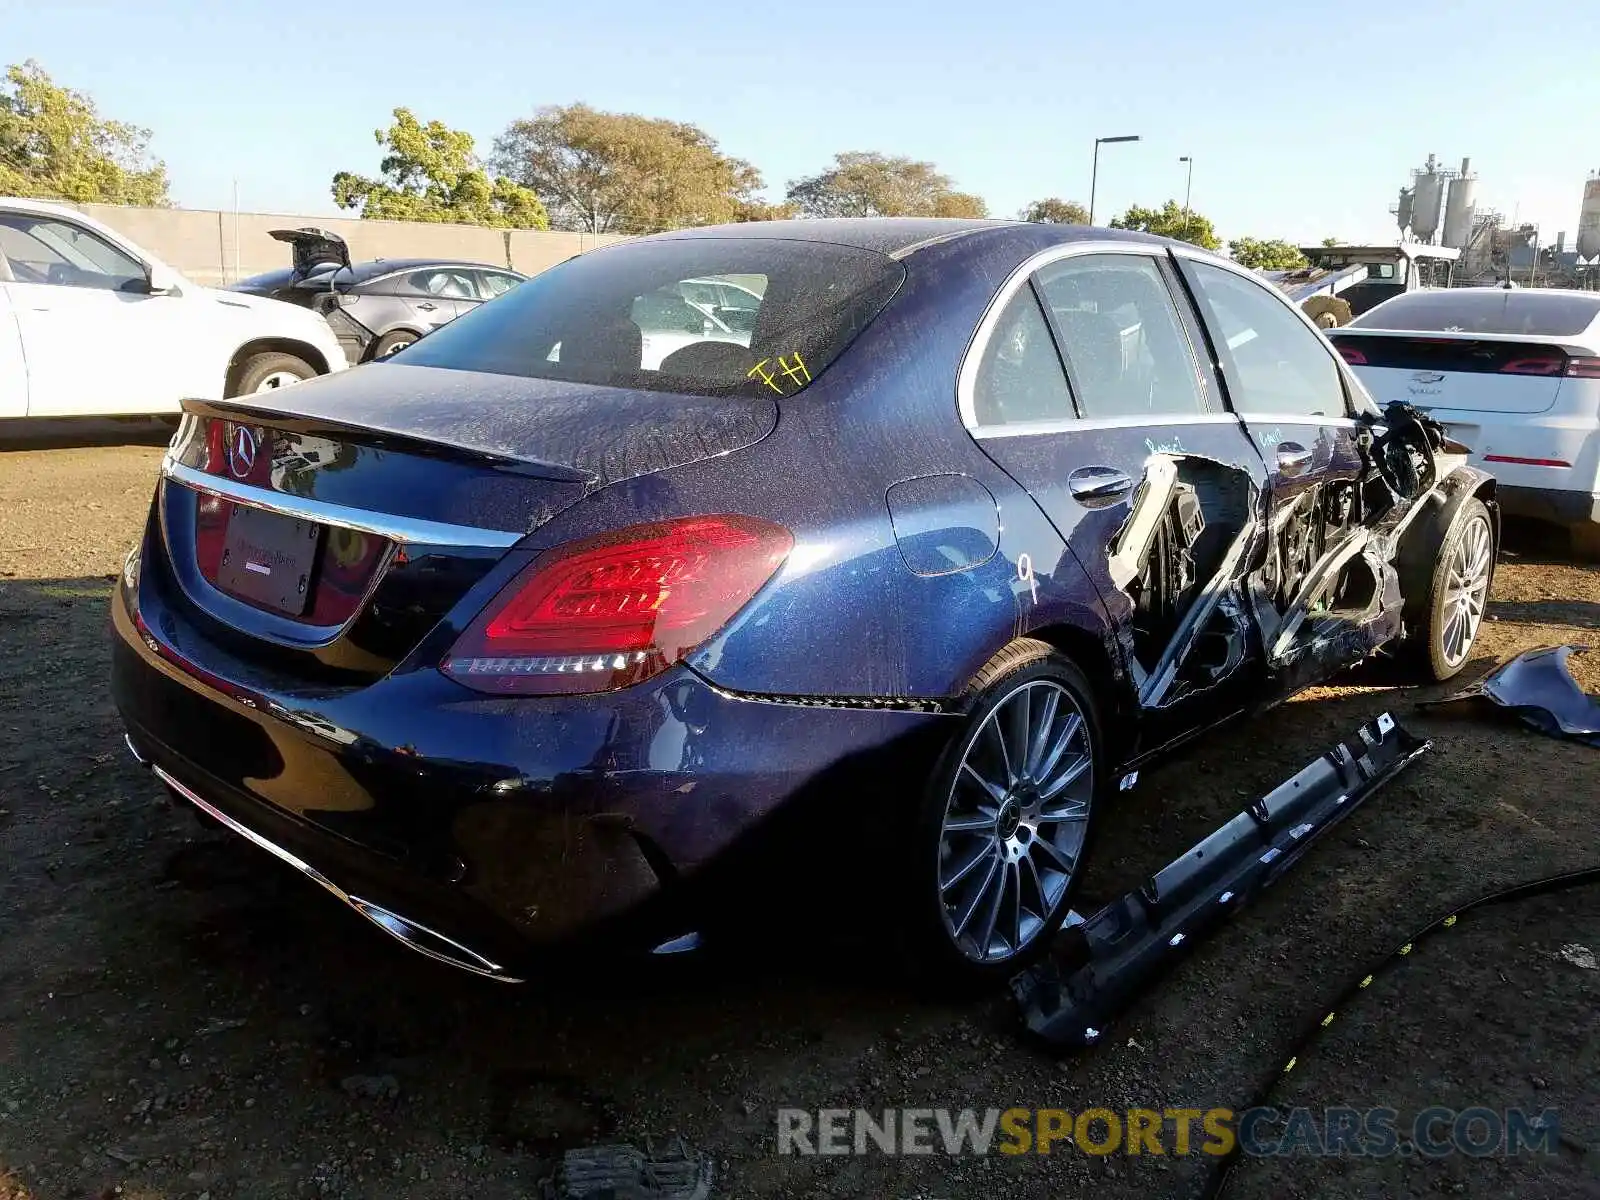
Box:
[269,228,353,282]
[177,398,598,485]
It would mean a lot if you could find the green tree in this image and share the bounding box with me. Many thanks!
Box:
[0,60,169,205]
[732,199,800,222]
[1321,236,1342,247]
[1228,237,1309,270]
[1109,200,1220,250]
[1020,197,1090,225]
[785,152,988,218]
[332,108,547,228]
[493,104,762,234]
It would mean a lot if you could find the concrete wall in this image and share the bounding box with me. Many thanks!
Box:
[64,203,626,287]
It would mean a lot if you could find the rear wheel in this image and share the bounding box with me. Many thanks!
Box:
[372,330,417,359]
[1416,497,1495,681]
[232,352,316,396]
[907,640,1101,989]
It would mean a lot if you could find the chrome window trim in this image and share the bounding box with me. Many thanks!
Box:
[958,240,1218,437]
[972,411,1242,440]
[1235,412,1360,429]
[161,458,524,548]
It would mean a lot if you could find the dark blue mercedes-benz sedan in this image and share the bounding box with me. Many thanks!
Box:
[112,218,1499,987]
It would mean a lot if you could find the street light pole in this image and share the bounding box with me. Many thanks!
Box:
[1179,156,1194,240]
[1088,134,1141,225]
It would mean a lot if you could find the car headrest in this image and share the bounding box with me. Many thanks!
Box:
[559,317,643,371]
[656,340,756,385]
[1052,309,1125,397]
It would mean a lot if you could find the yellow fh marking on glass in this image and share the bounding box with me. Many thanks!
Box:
[1283,1057,1297,1074]
[1359,975,1373,988]
[1443,914,1458,928]
[1398,943,1413,956]
[1321,1012,1336,1027]
[748,353,811,394]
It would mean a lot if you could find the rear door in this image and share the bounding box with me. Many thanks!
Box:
[962,245,1270,744]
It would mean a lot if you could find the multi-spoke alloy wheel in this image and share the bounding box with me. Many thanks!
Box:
[1439,512,1492,669]
[1417,496,1496,683]
[936,675,1094,966]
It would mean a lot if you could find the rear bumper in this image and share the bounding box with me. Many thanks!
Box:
[110,545,952,972]
[1496,485,1600,527]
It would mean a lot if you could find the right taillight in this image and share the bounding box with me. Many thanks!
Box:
[1564,356,1600,379]
[442,514,793,695]
[1498,356,1565,376]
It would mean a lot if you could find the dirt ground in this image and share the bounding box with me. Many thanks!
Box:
[1,433,1597,1200]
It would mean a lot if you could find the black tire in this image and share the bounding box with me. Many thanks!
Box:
[1412,496,1496,682]
[904,638,1104,990]
[372,330,418,359]
[231,352,316,397]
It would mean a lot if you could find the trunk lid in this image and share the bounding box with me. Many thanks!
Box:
[270,227,353,281]
[154,366,777,683]
[1329,330,1580,415]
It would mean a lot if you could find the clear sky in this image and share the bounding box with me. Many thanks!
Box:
[6,0,1598,247]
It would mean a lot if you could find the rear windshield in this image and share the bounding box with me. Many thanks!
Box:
[1351,290,1600,337]
[397,236,906,398]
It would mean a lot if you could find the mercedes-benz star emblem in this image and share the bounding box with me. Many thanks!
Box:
[227,426,258,479]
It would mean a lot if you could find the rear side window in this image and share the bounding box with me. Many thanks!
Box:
[1351,290,1600,337]
[971,289,1076,427]
[400,238,905,398]
[1187,262,1348,419]
[1035,254,1208,419]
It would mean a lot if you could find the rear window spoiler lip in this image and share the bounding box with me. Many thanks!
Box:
[178,398,598,486]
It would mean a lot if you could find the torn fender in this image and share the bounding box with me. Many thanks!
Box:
[1424,645,1600,748]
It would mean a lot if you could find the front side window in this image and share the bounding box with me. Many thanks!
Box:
[400,238,904,398]
[1035,254,1208,420]
[970,288,1076,427]
[0,215,145,291]
[1187,262,1348,419]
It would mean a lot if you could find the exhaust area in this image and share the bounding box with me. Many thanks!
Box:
[125,734,522,983]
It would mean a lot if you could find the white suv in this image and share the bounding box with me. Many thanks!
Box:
[0,197,346,421]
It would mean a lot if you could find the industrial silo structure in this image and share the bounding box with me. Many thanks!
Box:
[1410,155,1446,243]
[1442,157,1477,249]
[1395,187,1415,235]
[1578,174,1600,261]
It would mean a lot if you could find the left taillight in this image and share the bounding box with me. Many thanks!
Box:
[442,514,793,695]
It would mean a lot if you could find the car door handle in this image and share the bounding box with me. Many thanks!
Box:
[1068,465,1134,507]
[1276,444,1314,477]
[416,302,438,311]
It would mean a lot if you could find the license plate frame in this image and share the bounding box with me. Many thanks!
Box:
[215,503,322,617]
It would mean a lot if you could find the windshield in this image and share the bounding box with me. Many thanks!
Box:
[397,236,905,398]
[1351,290,1600,337]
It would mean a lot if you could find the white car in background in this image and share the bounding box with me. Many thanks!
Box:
[0,197,345,422]
[1328,287,1600,555]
